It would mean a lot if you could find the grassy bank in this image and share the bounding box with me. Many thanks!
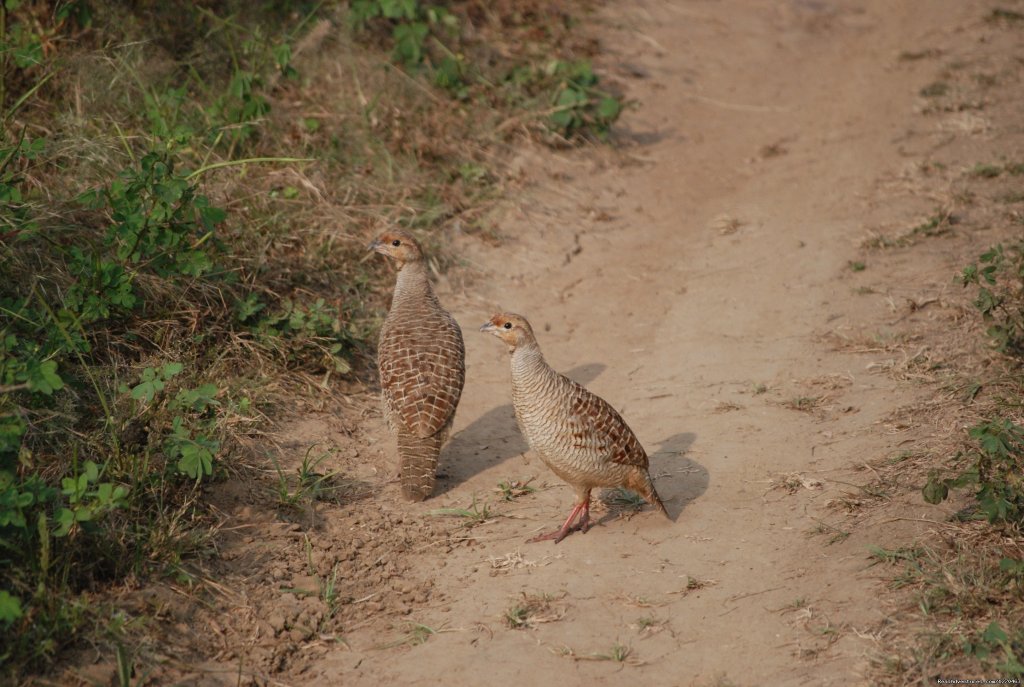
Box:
[0,0,622,678]
[855,10,1024,680]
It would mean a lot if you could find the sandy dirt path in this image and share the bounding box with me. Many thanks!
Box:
[299,1,982,684]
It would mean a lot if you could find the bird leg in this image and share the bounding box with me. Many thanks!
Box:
[576,497,592,533]
[528,492,592,544]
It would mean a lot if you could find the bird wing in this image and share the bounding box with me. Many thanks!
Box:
[379,310,465,439]
[565,378,649,468]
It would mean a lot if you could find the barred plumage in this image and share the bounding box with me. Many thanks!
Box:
[371,230,465,501]
[481,312,668,543]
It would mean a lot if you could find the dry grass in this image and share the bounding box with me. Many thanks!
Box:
[504,592,568,629]
[819,13,1024,681]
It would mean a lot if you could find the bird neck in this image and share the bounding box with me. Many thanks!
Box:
[392,260,436,306]
[510,342,549,378]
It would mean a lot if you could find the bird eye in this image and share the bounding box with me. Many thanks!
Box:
[391,239,401,247]
[503,322,512,329]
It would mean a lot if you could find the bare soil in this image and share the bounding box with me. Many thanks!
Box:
[59,1,1024,685]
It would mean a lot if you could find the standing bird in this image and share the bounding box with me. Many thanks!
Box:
[481,312,669,543]
[370,230,465,501]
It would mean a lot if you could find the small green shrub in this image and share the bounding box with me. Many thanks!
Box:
[547,61,622,141]
[963,621,1024,675]
[350,0,459,69]
[349,4,625,140]
[960,242,1024,357]
[924,418,1024,526]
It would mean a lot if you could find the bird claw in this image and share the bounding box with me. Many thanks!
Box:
[528,501,592,544]
[528,517,591,545]
[527,528,570,544]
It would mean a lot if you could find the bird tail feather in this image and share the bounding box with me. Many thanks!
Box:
[396,428,445,501]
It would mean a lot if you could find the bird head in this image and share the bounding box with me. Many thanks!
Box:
[367,229,423,267]
[480,312,537,350]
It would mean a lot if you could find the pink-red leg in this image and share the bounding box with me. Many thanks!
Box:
[577,498,591,533]
[528,491,593,544]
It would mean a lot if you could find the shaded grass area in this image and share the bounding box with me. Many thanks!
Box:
[0,0,623,678]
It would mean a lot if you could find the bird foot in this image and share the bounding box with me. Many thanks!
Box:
[528,500,592,544]
[527,528,572,544]
[577,510,591,533]
[528,514,591,544]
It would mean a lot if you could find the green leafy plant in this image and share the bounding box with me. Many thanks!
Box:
[924,418,1024,526]
[547,61,622,141]
[0,589,22,624]
[209,69,271,143]
[960,242,1024,357]
[123,363,222,481]
[54,460,129,537]
[350,0,459,72]
[240,296,353,373]
[272,448,339,511]
[963,621,1024,675]
[164,416,218,480]
[130,362,183,404]
[78,150,223,281]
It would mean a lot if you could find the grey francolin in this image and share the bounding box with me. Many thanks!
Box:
[370,230,465,501]
[481,312,669,543]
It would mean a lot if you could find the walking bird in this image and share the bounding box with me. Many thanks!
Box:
[481,312,669,542]
[370,230,465,501]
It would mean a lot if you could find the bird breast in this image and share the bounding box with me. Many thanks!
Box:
[509,356,631,488]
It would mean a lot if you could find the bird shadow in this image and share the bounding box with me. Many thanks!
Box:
[597,431,707,525]
[434,363,606,497]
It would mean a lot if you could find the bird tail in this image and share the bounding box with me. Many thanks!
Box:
[396,428,445,501]
[629,470,670,519]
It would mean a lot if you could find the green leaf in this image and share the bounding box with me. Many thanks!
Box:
[12,37,43,69]
[161,362,184,380]
[380,0,418,19]
[596,96,622,121]
[53,508,75,536]
[0,591,22,624]
[272,43,292,69]
[25,360,63,395]
[235,293,265,322]
[131,379,162,402]
[983,621,1008,644]
[999,557,1024,575]
[198,204,226,228]
[0,415,27,454]
[922,477,948,505]
[555,87,587,107]
[177,442,215,480]
[174,384,220,412]
[550,110,572,126]
[392,22,429,65]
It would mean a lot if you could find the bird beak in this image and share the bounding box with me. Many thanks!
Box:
[479,321,497,333]
[362,239,385,262]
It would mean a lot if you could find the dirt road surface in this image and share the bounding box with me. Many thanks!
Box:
[184,1,1009,685]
